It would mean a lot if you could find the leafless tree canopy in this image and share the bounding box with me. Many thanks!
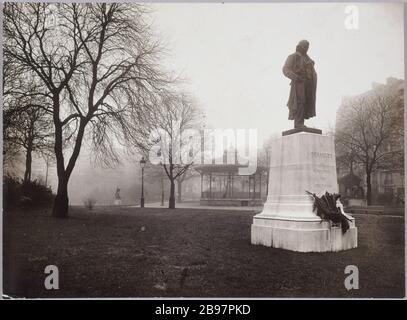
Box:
[3,63,54,182]
[4,3,172,217]
[335,90,404,204]
[131,90,204,208]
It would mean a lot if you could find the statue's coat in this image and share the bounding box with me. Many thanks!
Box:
[282,51,317,120]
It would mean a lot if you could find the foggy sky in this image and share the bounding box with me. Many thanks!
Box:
[30,2,404,204]
[151,2,404,143]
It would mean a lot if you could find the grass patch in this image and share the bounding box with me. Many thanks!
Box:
[3,206,405,298]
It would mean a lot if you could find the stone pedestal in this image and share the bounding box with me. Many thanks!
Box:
[251,132,357,252]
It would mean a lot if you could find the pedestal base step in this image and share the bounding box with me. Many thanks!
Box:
[251,216,358,252]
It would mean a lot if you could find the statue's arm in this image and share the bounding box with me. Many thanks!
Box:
[282,54,298,81]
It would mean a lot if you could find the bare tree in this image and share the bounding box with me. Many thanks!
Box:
[4,3,168,217]
[3,63,54,184]
[335,91,404,205]
[40,147,56,187]
[6,105,53,184]
[133,91,203,209]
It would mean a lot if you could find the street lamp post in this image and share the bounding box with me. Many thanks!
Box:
[140,157,146,208]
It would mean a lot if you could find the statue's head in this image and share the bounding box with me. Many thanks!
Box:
[296,40,309,54]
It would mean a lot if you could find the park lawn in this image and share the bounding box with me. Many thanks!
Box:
[3,205,405,298]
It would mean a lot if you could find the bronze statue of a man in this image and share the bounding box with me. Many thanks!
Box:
[283,40,317,128]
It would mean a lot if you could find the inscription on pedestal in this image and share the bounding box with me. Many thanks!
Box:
[311,151,333,159]
[267,133,339,199]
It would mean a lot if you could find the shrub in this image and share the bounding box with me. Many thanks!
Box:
[3,176,54,209]
[20,180,54,206]
[3,175,21,209]
[83,197,96,210]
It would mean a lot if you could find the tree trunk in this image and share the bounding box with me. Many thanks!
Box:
[52,113,87,218]
[169,179,176,209]
[52,94,67,218]
[366,172,372,206]
[23,146,32,185]
[177,179,182,203]
[53,175,69,218]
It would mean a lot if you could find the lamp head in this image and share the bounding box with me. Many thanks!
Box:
[140,156,147,168]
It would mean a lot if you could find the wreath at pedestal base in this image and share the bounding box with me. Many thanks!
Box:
[306,191,352,234]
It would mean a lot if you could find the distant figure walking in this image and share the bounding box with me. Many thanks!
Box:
[114,187,122,205]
